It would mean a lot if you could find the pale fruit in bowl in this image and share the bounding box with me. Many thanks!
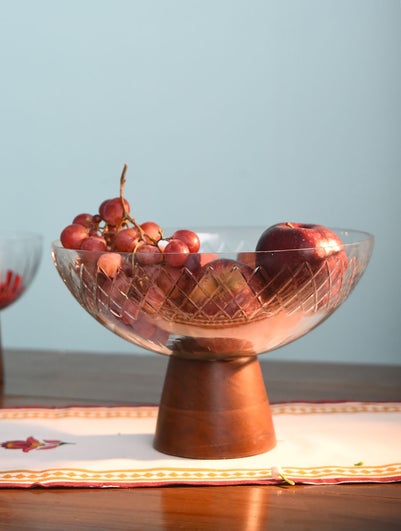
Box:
[183,258,266,321]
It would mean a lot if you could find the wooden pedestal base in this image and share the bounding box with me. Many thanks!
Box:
[153,356,276,459]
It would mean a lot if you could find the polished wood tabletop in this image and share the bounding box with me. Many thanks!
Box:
[1,348,400,530]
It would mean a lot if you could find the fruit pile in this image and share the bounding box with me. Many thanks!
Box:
[58,165,349,333]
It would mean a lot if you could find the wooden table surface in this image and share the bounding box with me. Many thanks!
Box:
[1,348,400,530]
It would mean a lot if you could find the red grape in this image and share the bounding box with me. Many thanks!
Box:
[135,243,163,265]
[172,229,200,253]
[80,235,107,251]
[113,227,140,252]
[101,197,130,225]
[73,213,94,229]
[140,221,163,243]
[97,253,122,278]
[60,224,89,249]
[99,199,110,220]
[164,239,190,267]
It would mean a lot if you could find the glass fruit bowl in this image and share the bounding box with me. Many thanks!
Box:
[52,227,373,459]
[0,231,43,384]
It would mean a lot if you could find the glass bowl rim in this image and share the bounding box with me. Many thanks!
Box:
[51,226,374,255]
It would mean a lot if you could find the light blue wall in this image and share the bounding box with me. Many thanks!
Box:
[1,0,400,364]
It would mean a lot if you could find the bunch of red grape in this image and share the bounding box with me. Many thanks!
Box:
[59,164,201,272]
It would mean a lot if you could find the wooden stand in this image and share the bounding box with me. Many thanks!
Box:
[153,355,276,459]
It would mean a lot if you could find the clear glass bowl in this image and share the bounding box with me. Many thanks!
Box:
[0,232,42,311]
[0,231,43,384]
[52,227,373,361]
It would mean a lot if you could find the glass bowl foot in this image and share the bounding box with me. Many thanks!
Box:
[153,355,276,459]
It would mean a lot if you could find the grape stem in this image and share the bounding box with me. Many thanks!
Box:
[118,163,163,246]
[119,163,128,200]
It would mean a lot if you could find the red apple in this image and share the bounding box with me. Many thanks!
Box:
[183,258,266,321]
[255,222,348,310]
